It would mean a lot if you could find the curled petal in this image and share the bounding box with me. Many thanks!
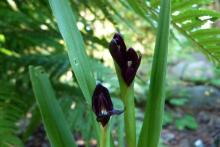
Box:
[123,67,136,86]
[109,39,126,68]
[97,109,124,126]
[126,48,139,66]
[123,48,142,85]
[113,33,127,54]
[108,109,124,116]
[127,48,142,69]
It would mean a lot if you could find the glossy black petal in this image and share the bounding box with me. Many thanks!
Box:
[96,114,110,127]
[123,48,142,85]
[109,33,142,86]
[92,84,124,126]
[113,33,127,54]
[109,33,127,69]
[92,84,113,116]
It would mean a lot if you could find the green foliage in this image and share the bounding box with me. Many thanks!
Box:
[138,1,171,147]
[0,135,24,147]
[211,79,220,87]
[0,0,219,146]
[163,112,173,126]
[47,0,102,143]
[175,114,198,130]
[60,97,96,144]
[126,0,220,64]
[169,98,188,106]
[29,66,76,147]
[48,0,96,103]
[0,80,33,146]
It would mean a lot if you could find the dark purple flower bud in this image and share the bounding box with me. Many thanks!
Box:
[109,33,127,69]
[92,84,124,127]
[109,33,142,86]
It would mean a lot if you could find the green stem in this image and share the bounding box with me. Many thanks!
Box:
[117,115,124,147]
[100,125,110,147]
[115,64,136,147]
[121,83,136,147]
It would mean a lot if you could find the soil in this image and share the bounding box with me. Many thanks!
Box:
[162,105,220,147]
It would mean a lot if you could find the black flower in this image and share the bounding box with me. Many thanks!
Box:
[92,84,123,127]
[109,33,141,86]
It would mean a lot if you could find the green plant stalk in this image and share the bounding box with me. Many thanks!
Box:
[117,115,124,147]
[100,125,110,147]
[122,84,136,147]
[138,0,171,147]
[115,65,136,147]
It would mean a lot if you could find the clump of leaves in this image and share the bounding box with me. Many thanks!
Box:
[175,114,198,130]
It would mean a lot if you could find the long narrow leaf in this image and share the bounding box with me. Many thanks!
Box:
[138,0,171,147]
[47,0,100,140]
[47,0,95,104]
[29,66,76,147]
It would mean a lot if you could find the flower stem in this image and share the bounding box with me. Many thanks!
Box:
[122,83,136,147]
[115,64,136,147]
[100,125,110,147]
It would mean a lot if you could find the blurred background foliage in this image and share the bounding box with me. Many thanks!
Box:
[0,0,220,146]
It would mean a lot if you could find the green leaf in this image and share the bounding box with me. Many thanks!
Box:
[169,98,188,106]
[126,0,156,27]
[29,66,76,147]
[181,19,208,30]
[197,37,220,46]
[0,134,24,147]
[191,28,220,39]
[47,0,100,141]
[0,81,28,146]
[138,0,171,147]
[47,0,96,104]
[125,0,220,65]
[173,9,220,23]
[175,115,198,130]
[172,0,213,12]
[163,112,173,126]
[210,78,220,87]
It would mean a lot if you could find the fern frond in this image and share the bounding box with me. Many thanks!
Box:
[172,9,220,22]
[191,28,220,38]
[0,81,29,146]
[125,0,220,64]
[172,0,213,11]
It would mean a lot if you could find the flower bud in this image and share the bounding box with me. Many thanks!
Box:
[109,33,141,86]
[92,84,123,126]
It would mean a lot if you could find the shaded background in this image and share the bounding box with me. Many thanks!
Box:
[0,0,220,146]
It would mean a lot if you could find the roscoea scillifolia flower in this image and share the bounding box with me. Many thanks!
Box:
[92,83,124,127]
[109,33,141,86]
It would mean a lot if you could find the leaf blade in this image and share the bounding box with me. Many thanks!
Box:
[47,0,101,141]
[138,0,171,146]
[29,66,76,147]
[48,0,95,104]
